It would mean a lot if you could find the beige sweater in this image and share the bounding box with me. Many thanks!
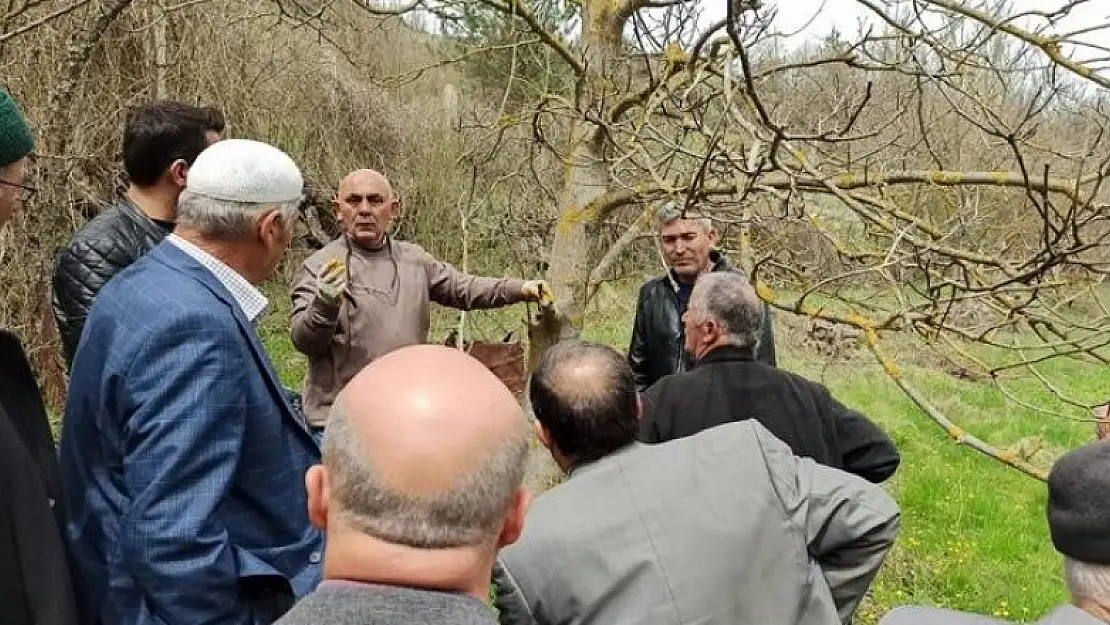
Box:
[290,236,526,426]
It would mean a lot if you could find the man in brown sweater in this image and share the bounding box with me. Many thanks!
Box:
[291,169,550,437]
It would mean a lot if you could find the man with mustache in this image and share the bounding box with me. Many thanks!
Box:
[291,169,550,440]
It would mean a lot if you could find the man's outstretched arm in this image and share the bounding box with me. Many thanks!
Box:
[423,248,528,310]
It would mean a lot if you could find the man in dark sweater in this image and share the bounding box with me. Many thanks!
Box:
[639,271,901,483]
[276,344,531,625]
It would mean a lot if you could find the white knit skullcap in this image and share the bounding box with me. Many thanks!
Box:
[185,138,303,204]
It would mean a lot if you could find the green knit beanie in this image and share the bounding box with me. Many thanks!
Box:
[0,89,34,167]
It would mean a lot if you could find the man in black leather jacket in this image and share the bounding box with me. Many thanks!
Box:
[51,101,224,368]
[628,203,776,391]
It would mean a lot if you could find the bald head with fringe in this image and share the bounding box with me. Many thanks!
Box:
[319,344,530,548]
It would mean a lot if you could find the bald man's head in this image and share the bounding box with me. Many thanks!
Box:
[338,169,392,198]
[529,340,640,468]
[333,168,399,249]
[318,345,529,549]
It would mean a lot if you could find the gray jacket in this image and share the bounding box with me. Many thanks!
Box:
[494,420,901,625]
[277,582,497,625]
[880,605,1105,625]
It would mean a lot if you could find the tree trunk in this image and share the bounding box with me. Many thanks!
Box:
[528,1,627,366]
[44,0,134,155]
[153,0,168,99]
[529,122,608,347]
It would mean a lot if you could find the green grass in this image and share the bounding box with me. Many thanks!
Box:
[257,274,1107,624]
[807,359,1083,624]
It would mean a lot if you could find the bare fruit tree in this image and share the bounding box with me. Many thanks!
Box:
[355,0,1110,479]
[5,0,1107,476]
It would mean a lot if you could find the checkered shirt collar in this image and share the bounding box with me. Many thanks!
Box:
[166,234,269,323]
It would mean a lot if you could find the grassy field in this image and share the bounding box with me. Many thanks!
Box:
[258,273,1106,625]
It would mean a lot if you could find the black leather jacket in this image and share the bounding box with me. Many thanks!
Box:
[628,250,777,391]
[52,198,172,368]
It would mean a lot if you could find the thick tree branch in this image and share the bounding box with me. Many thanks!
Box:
[586,205,655,303]
[582,169,1105,223]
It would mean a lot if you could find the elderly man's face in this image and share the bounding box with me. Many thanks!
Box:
[660,218,717,283]
[0,157,30,230]
[334,170,398,249]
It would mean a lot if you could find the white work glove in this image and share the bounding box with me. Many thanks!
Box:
[521,279,554,305]
[317,258,347,306]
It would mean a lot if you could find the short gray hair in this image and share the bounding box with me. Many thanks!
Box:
[656,201,712,233]
[323,395,530,549]
[176,189,300,240]
[1065,557,1110,602]
[689,271,763,349]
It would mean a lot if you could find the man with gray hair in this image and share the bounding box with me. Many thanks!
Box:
[58,138,323,625]
[628,202,776,391]
[639,271,901,484]
[1051,439,1110,625]
[880,440,1110,625]
[495,339,900,625]
[277,344,531,625]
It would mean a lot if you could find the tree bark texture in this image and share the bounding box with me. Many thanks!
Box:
[529,0,629,357]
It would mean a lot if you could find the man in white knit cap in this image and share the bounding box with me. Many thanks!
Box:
[58,139,324,625]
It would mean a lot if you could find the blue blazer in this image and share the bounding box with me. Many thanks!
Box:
[57,241,323,625]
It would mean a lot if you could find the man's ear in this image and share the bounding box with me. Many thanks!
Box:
[535,420,553,451]
[258,208,283,245]
[168,159,189,188]
[702,318,721,347]
[305,465,330,530]
[497,488,532,549]
[706,227,719,248]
